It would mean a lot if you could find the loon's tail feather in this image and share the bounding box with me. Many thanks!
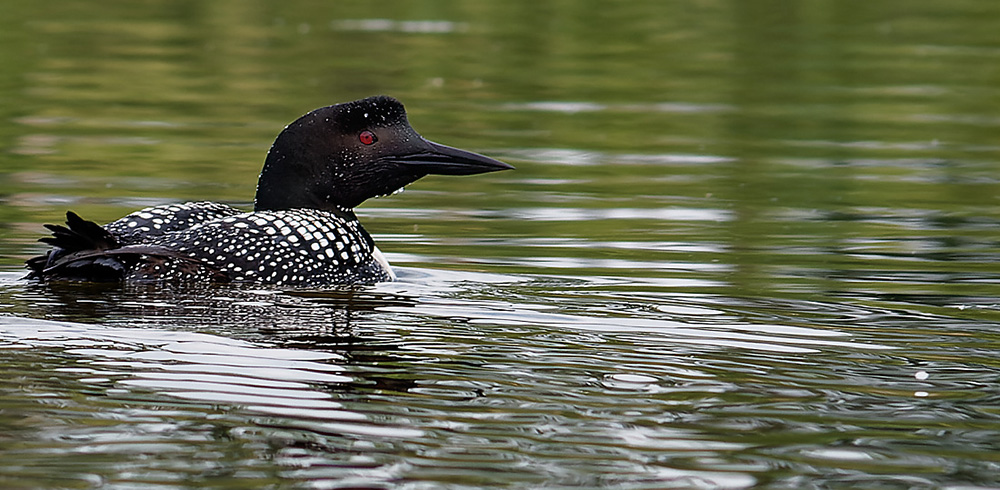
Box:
[39,211,119,253]
[26,211,228,283]
[26,211,121,280]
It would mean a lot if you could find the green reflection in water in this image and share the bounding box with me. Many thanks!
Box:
[2,0,1000,487]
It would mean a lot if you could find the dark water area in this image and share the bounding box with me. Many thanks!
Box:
[3,1,1000,488]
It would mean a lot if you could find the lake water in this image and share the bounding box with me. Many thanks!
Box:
[3,1,1000,488]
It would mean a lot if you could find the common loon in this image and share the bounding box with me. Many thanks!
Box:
[26,96,513,286]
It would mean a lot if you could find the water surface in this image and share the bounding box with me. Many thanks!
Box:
[3,1,1000,488]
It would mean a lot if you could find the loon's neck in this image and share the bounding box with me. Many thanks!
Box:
[253,145,359,224]
[254,146,324,211]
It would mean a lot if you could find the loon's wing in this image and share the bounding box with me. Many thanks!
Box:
[34,244,229,283]
[105,201,244,245]
[26,211,230,283]
[135,209,391,286]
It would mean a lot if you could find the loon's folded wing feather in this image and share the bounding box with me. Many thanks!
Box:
[106,201,243,245]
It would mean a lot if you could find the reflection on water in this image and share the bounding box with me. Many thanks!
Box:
[4,267,997,488]
[3,0,1000,488]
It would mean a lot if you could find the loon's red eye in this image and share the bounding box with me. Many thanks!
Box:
[359,130,376,145]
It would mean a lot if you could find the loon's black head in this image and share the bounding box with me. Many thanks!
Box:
[254,95,512,212]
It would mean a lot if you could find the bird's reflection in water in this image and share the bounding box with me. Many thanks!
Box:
[4,278,423,396]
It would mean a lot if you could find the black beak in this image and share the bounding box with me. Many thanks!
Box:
[394,139,514,175]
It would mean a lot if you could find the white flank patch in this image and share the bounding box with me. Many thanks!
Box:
[370,246,396,281]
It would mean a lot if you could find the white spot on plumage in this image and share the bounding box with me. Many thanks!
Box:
[100,202,392,286]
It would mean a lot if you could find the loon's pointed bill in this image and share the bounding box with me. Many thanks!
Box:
[392,139,514,175]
